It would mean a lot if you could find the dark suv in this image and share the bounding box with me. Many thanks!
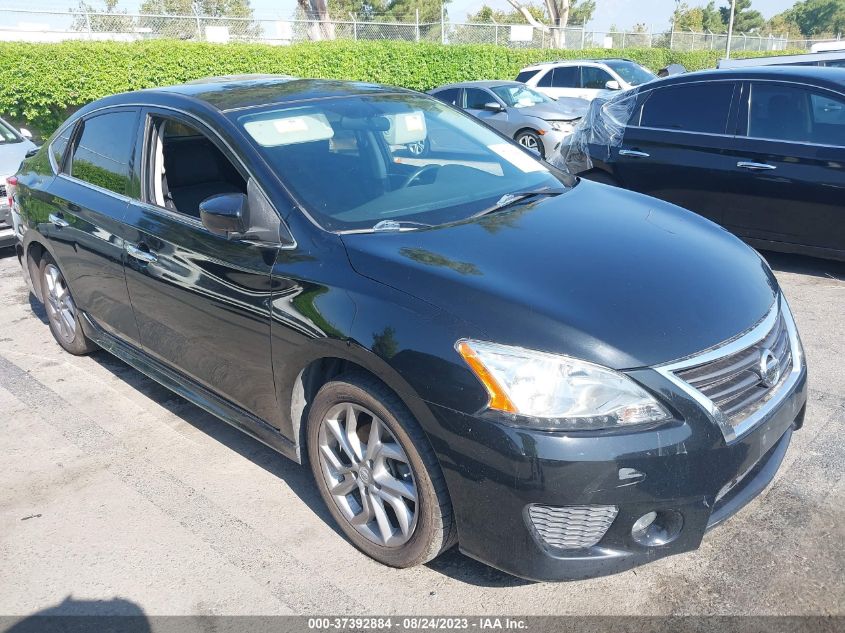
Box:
[12,76,807,581]
[579,66,845,261]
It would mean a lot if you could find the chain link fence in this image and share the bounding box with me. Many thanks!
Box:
[0,8,831,52]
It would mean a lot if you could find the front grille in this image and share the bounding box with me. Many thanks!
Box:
[526,504,617,550]
[674,312,792,428]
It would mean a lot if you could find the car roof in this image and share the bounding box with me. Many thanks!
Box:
[645,65,845,90]
[79,75,414,117]
[431,80,526,91]
[520,58,636,71]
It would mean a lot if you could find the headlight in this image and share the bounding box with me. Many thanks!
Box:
[456,339,671,431]
[549,120,575,133]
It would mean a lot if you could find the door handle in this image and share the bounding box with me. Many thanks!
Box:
[48,213,70,228]
[126,243,158,264]
[738,161,776,171]
[619,149,650,158]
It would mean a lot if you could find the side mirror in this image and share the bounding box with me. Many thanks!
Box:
[199,193,248,237]
[605,80,622,91]
[483,102,505,112]
[19,127,33,140]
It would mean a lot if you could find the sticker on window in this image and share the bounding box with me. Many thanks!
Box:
[243,112,334,147]
[382,111,427,146]
[488,143,548,173]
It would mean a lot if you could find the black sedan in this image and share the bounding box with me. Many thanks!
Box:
[576,66,845,262]
[11,76,807,581]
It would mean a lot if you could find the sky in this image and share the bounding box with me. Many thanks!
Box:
[12,0,800,30]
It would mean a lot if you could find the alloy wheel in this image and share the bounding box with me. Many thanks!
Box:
[43,264,78,343]
[518,134,539,151]
[317,402,418,547]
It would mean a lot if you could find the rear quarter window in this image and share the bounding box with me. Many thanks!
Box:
[516,69,541,83]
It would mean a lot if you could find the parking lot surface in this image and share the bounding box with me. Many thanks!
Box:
[0,247,843,617]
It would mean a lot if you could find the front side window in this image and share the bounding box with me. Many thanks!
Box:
[237,94,566,232]
[464,88,493,110]
[552,66,579,88]
[581,67,614,90]
[492,85,553,108]
[603,61,656,87]
[748,82,845,146]
[640,82,734,134]
[69,111,137,195]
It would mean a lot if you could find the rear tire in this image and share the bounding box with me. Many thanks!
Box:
[39,254,97,355]
[307,372,456,568]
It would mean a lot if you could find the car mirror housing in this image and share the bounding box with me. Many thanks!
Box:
[483,102,505,112]
[19,127,33,140]
[199,193,248,237]
[605,80,622,91]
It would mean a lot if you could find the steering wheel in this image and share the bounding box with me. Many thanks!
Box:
[400,164,440,189]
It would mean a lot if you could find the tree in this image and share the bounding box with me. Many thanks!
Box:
[719,0,765,33]
[672,1,724,33]
[766,10,802,37]
[139,0,260,40]
[785,0,845,37]
[466,3,545,24]
[71,0,135,33]
[500,0,594,46]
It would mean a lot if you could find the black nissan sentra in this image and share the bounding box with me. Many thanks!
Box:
[10,76,807,581]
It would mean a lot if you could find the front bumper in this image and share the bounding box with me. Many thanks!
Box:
[428,359,807,581]
[0,203,14,248]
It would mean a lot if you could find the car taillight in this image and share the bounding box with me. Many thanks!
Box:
[6,176,17,208]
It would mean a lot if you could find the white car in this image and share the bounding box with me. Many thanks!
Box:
[516,58,656,102]
[0,117,37,248]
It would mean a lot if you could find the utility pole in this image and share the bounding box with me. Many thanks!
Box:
[725,0,737,58]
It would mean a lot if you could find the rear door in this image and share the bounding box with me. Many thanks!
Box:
[726,80,845,252]
[121,108,282,426]
[44,108,142,343]
[610,80,740,226]
[536,66,581,100]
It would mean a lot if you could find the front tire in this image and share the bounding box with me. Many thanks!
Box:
[307,373,455,568]
[39,254,97,355]
[515,130,545,159]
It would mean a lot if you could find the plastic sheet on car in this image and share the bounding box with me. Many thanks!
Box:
[548,89,640,176]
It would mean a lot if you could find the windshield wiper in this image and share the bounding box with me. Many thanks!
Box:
[472,188,564,219]
[371,219,434,232]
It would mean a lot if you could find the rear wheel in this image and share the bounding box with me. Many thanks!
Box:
[307,373,455,568]
[39,254,97,355]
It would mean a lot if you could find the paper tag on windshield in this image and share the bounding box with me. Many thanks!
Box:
[488,143,548,173]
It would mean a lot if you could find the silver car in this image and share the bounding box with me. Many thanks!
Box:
[428,80,588,159]
[1,117,37,248]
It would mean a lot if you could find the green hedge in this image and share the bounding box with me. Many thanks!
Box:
[0,40,804,136]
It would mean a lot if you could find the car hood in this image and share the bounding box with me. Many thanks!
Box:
[0,140,37,177]
[519,100,588,121]
[341,181,777,370]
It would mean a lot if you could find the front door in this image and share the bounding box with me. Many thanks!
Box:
[122,109,282,426]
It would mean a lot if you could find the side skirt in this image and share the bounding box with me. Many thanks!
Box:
[82,313,301,464]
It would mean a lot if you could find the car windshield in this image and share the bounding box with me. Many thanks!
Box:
[237,94,567,232]
[490,85,553,108]
[0,119,21,144]
[604,61,656,87]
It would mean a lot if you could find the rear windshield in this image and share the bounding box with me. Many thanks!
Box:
[604,61,656,87]
[237,93,565,232]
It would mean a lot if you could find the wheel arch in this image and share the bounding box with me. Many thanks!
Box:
[21,231,56,302]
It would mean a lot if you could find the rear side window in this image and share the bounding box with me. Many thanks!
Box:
[433,88,459,106]
[69,111,137,195]
[748,82,845,146]
[552,66,580,88]
[516,69,541,83]
[581,66,613,89]
[50,125,75,173]
[641,82,734,134]
[536,70,554,88]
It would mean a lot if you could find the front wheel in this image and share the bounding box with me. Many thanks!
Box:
[307,373,455,568]
[515,130,545,159]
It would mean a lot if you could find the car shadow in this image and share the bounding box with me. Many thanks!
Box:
[762,250,845,281]
[28,293,48,325]
[85,349,533,588]
[2,596,150,633]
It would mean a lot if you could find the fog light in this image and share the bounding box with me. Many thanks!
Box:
[631,510,683,547]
